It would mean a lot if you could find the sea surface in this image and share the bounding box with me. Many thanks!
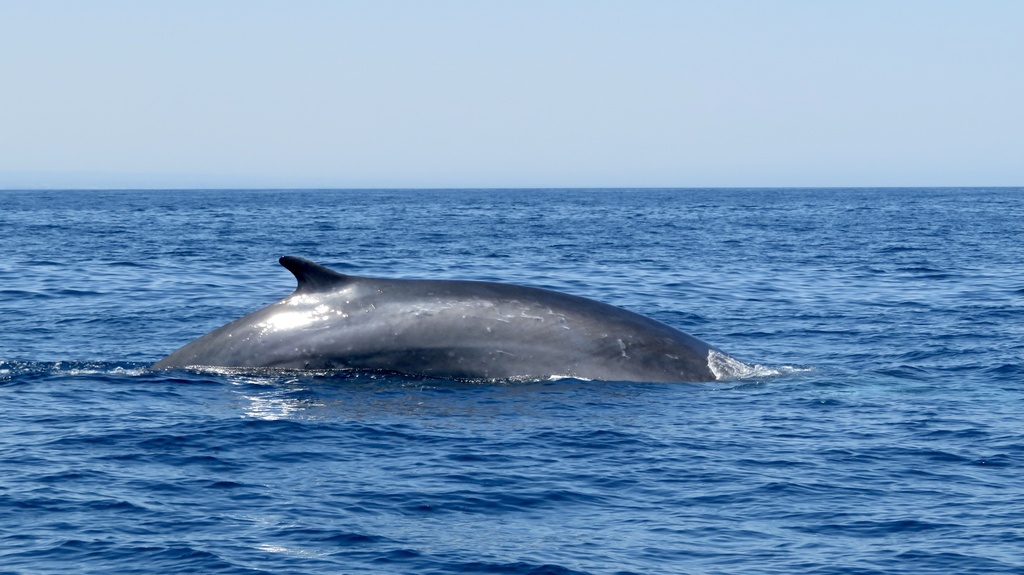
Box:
[1,188,1021,574]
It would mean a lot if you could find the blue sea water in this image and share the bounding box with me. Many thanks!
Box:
[0,188,1021,574]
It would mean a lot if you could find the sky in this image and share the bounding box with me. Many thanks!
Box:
[1,0,1021,189]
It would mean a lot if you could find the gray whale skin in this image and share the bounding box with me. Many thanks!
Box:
[152,256,735,382]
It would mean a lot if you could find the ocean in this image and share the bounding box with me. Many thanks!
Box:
[1,188,1021,574]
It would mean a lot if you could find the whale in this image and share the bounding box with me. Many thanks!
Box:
[152,256,740,382]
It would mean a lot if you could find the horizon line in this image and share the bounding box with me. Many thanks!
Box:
[2,185,1022,191]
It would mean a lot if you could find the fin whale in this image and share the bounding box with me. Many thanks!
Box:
[152,256,738,382]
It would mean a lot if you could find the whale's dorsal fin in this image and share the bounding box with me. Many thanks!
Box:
[279,256,351,294]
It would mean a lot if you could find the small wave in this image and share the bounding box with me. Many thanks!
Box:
[65,366,149,377]
[447,560,592,575]
[474,373,593,384]
[0,361,153,383]
[708,350,811,381]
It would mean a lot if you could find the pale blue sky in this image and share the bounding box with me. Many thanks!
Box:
[1,0,1021,188]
